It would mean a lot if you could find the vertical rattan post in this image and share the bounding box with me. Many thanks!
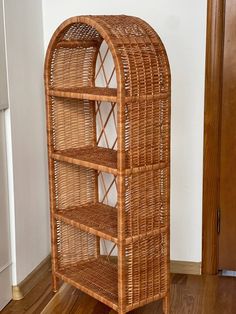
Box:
[163,295,170,314]
[92,48,101,259]
[93,104,100,258]
[44,40,59,291]
[117,66,126,314]
[164,89,171,314]
[44,15,170,313]
[45,93,59,292]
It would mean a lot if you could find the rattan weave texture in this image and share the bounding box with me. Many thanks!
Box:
[45,15,170,314]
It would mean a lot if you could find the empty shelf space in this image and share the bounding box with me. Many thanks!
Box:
[51,146,168,175]
[54,203,118,243]
[55,258,118,311]
[48,87,117,102]
[51,146,117,174]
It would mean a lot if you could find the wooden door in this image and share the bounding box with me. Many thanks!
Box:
[218,0,236,271]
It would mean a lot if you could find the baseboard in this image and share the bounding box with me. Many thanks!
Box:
[12,255,51,300]
[170,260,201,275]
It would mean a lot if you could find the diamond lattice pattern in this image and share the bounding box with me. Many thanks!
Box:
[95,41,118,258]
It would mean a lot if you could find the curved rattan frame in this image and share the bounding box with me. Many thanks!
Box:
[45,15,171,314]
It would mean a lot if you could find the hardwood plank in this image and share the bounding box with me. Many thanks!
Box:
[12,255,51,300]
[3,271,236,313]
[42,274,236,314]
[1,269,54,313]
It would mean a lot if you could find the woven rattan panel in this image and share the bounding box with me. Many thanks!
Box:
[56,221,97,269]
[125,168,168,237]
[54,161,96,209]
[45,15,170,314]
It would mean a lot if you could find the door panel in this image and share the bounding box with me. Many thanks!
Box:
[219,0,236,270]
[0,0,8,110]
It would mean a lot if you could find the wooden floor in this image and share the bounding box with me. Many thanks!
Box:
[2,270,236,314]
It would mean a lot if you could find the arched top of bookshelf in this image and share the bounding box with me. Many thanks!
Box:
[45,15,170,102]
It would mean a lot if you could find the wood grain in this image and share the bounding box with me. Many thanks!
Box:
[202,0,225,275]
[2,269,54,314]
[218,0,236,271]
[170,261,201,275]
[12,255,51,300]
[3,270,236,314]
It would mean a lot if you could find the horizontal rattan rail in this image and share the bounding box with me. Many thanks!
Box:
[48,87,118,102]
[48,87,170,103]
[45,15,170,314]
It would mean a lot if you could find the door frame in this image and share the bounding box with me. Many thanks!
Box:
[202,0,225,274]
[0,0,8,110]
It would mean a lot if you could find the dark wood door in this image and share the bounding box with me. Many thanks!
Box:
[218,0,236,271]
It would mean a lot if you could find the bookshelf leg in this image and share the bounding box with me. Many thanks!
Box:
[162,295,170,314]
[52,273,58,292]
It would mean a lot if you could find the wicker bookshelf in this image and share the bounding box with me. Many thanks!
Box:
[44,15,170,314]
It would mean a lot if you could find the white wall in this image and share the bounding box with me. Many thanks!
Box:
[42,0,207,262]
[4,0,50,284]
